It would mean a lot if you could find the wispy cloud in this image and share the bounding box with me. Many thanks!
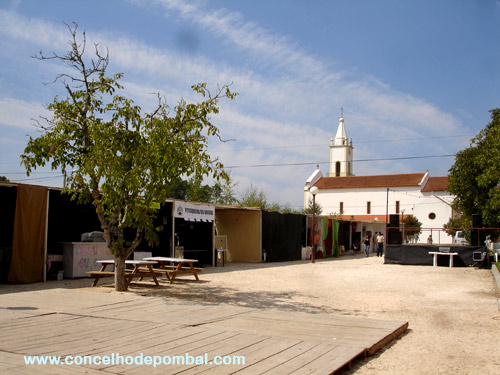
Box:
[0,4,467,204]
[0,98,49,130]
[151,0,461,134]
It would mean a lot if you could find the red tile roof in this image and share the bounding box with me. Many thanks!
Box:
[314,173,427,190]
[421,177,449,192]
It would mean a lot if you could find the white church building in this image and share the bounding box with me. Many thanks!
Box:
[304,116,455,245]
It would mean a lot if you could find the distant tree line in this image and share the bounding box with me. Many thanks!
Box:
[170,175,322,215]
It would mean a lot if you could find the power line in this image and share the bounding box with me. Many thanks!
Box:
[214,134,472,153]
[223,154,456,169]
[11,176,62,183]
[0,171,60,175]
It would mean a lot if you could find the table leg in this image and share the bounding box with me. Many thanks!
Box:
[168,263,182,283]
[148,265,160,286]
[126,266,139,287]
[433,254,438,267]
[449,254,454,268]
[188,262,200,281]
[159,261,171,281]
[92,264,109,287]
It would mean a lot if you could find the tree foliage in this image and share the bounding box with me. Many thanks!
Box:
[238,184,269,209]
[168,173,238,205]
[303,198,323,215]
[448,108,500,231]
[443,216,467,237]
[403,215,422,238]
[21,24,237,291]
[236,184,296,213]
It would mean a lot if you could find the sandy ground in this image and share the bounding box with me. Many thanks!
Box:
[6,254,500,374]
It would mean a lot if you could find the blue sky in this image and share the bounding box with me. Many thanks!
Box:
[1,0,499,209]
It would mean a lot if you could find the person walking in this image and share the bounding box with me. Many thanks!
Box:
[363,234,371,257]
[376,232,385,257]
[312,230,320,259]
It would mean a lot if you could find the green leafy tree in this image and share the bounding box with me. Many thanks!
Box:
[448,109,500,235]
[185,175,214,203]
[166,173,238,205]
[167,178,190,200]
[211,172,238,205]
[0,176,10,182]
[443,216,466,237]
[21,24,236,291]
[238,184,302,213]
[403,215,422,240]
[303,198,323,215]
[238,184,269,209]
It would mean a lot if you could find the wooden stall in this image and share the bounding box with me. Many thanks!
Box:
[215,206,262,262]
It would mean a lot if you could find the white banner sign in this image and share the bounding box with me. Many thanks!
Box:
[174,201,215,222]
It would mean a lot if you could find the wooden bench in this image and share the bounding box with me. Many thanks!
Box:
[143,257,203,283]
[86,271,116,287]
[88,260,161,287]
[150,267,203,282]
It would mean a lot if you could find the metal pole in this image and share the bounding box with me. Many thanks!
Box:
[312,194,316,264]
[385,188,389,245]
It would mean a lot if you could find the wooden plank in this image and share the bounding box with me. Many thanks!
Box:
[221,340,320,375]
[289,345,366,375]
[266,344,343,375]
[105,329,240,374]
[178,332,271,375]
[0,284,407,375]
[205,314,406,348]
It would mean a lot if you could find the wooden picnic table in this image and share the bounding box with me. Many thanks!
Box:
[86,260,160,287]
[143,256,202,283]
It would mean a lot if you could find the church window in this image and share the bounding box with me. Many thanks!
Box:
[335,162,341,177]
[340,202,344,214]
[429,212,436,220]
[395,201,400,213]
[367,201,371,214]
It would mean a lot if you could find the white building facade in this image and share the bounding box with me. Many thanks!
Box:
[304,117,454,244]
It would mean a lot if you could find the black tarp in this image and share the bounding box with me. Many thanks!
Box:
[48,196,175,260]
[0,185,17,282]
[385,245,486,267]
[47,190,102,254]
[132,202,173,257]
[262,211,306,262]
[174,217,213,266]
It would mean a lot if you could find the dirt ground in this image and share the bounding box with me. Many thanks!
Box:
[8,254,500,374]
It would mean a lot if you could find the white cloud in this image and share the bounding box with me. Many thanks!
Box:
[0,9,68,49]
[0,5,468,206]
[0,98,49,130]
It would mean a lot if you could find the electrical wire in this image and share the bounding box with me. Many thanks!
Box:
[223,154,455,169]
[214,134,472,153]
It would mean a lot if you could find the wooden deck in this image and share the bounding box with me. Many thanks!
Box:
[0,286,407,374]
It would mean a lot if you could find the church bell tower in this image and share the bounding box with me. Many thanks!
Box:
[329,114,354,177]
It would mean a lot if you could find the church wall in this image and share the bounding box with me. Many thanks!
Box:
[314,187,423,216]
[414,191,454,244]
[313,187,454,244]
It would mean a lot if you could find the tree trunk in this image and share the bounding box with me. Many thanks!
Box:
[114,253,128,292]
